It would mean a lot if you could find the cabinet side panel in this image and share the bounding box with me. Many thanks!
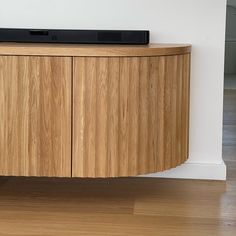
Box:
[0,56,71,177]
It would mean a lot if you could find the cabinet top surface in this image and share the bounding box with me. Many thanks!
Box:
[0,43,191,57]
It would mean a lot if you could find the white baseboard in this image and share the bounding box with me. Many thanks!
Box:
[141,162,227,180]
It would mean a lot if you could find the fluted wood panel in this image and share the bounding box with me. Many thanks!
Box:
[73,54,190,177]
[0,56,71,177]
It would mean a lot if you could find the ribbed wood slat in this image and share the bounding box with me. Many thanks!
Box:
[0,56,72,177]
[183,54,191,162]
[138,57,149,174]
[107,58,120,177]
[73,54,190,177]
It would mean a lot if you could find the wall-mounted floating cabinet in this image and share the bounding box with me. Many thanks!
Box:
[0,43,191,178]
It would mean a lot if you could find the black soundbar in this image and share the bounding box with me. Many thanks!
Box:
[0,28,149,45]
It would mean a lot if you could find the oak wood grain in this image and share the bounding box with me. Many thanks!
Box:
[0,56,71,177]
[0,43,191,57]
[73,54,191,177]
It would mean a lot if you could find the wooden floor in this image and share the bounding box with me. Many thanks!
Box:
[0,90,235,236]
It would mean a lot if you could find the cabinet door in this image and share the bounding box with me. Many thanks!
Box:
[0,56,71,177]
[72,56,190,178]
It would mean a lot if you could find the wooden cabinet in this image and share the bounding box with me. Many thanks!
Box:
[0,56,71,177]
[0,43,191,178]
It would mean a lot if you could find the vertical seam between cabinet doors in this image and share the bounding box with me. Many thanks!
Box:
[71,57,73,177]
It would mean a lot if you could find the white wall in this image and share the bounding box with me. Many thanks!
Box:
[0,0,227,180]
